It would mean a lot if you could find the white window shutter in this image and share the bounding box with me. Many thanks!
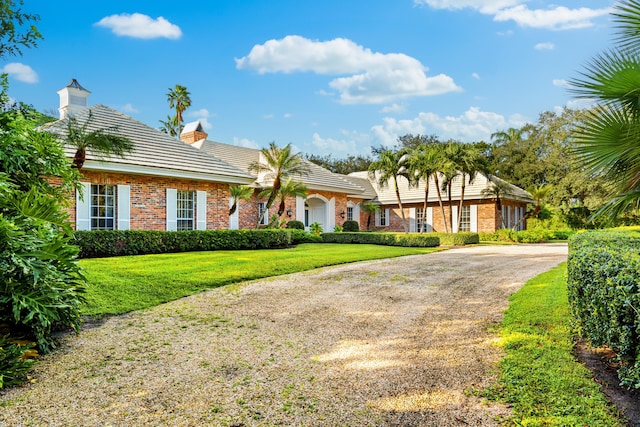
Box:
[385,208,390,226]
[327,197,335,230]
[354,203,361,225]
[296,196,305,221]
[375,210,381,227]
[452,205,459,233]
[76,182,91,230]
[166,188,177,231]
[470,204,478,232]
[426,207,433,232]
[229,197,239,230]
[117,185,130,230]
[409,207,416,232]
[196,190,207,230]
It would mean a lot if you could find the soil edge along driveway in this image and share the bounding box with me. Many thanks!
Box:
[0,243,568,427]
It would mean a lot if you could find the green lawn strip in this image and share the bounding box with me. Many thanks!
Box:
[486,263,624,426]
[80,243,438,317]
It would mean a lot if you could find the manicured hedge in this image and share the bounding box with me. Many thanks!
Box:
[288,229,323,244]
[73,229,293,258]
[479,229,575,243]
[321,232,440,247]
[431,232,479,246]
[567,230,640,388]
[342,220,360,232]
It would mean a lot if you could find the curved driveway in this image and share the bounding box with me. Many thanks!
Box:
[0,243,568,427]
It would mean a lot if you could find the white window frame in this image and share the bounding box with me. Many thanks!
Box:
[459,205,471,232]
[258,202,269,225]
[376,208,390,227]
[176,190,195,231]
[90,184,116,230]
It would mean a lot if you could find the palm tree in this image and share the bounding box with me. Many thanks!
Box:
[408,144,442,233]
[228,185,254,216]
[455,144,485,232]
[361,201,379,230]
[491,127,523,146]
[511,184,552,230]
[65,110,134,170]
[481,177,514,229]
[569,1,640,221]
[159,114,178,137]
[439,142,463,232]
[368,148,411,233]
[167,84,191,137]
[269,179,307,217]
[248,142,310,227]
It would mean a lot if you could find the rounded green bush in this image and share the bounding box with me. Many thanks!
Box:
[342,220,360,232]
[286,220,304,230]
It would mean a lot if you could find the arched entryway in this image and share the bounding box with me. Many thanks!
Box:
[305,196,327,231]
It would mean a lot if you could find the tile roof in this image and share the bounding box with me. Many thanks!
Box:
[200,140,366,194]
[42,105,255,183]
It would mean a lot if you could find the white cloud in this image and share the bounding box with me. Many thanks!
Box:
[2,62,37,83]
[535,42,555,50]
[263,113,275,119]
[232,137,260,149]
[381,103,406,114]
[553,79,569,88]
[310,133,359,156]
[371,107,528,145]
[472,72,480,79]
[186,108,214,129]
[236,35,461,104]
[494,5,611,30]
[415,1,611,31]
[120,103,139,113]
[283,113,293,119]
[95,13,182,39]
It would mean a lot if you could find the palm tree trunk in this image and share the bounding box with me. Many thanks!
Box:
[229,202,237,216]
[72,149,86,170]
[433,173,448,233]
[422,186,429,233]
[394,177,408,233]
[447,185,454,233]
[457,173,466,233]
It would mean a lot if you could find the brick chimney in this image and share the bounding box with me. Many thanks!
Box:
[180,120,208,144]
[57,78,90,119]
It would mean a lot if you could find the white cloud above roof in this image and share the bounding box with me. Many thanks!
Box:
[235,35,461,104]
[2,62,38,83]
[95,13,182,39]
[535,42,555,50]
[415,0,610,30]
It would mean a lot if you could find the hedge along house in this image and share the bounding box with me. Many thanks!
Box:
[346,170,534,233]
[180,122,369,231]
[44,80,255,231]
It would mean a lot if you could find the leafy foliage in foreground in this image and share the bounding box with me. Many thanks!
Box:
[0,335,35,388]
[487,264,624,426]
[79,244,437,317]
[568,229,640,388]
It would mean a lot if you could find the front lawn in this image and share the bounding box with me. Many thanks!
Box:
[80,243,438,317]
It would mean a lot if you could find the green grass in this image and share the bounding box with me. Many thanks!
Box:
[80,243,438,316]
[486,263,624,426]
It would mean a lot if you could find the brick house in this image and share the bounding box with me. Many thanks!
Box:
[46,79,531,233]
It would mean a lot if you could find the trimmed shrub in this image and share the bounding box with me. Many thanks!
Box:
[567,230,640,388]
[288,229,323,244]
[286,220,304,230]
[322,232,440,247]
[73,229,292,258]
[342,220,360,232]
[431,232,480,246]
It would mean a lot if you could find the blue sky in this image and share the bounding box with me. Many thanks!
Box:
[4,0,613,157]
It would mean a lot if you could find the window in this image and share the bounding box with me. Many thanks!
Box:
[258,202,269,225]
[177,190,195,231]
[459,205,471,232]
[347,206,354,221]
[416,208,428,232]
[91,184,116,230]
[379,208,388,226]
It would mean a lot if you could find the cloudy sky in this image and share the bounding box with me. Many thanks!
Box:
[4,1,613,156]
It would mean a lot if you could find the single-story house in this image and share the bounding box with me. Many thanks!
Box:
[44,79,532,233]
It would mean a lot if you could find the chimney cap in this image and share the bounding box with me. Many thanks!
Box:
[64,78,90,93]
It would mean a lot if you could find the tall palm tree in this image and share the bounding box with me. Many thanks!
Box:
[408,144,442,233]
[440,142,463,232]
[481,178,513,229]
[368,148,411,233]
[569,0,640,221]
[159,114,179,137]
[455,144,486,232]
[248,142,310,227]
[228,185,254,216]
[361,201,379,230]
[491,127,523,146]
[269,179,307,217]
[65,110,134,170]
[167,84,191,137]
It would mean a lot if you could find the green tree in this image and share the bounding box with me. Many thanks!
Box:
[248,142,310,227]
[361,201,379,231]
[569,0,640,221]
[273,179,307,217]
[368,147,411,233]
[305,153,373,174]
[455,144,486,232]
[439,142,464,232]
[62,110,134,170]
[481,178,514,229]
[159,114,178,138]
[228,185,253,216]
[408,144,442,233]
[167,84,191,137]
[0,0,42,59]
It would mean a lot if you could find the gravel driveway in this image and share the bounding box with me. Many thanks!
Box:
[0,243,568,427]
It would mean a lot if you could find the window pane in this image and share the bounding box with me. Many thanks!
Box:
[90,184,116,230]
